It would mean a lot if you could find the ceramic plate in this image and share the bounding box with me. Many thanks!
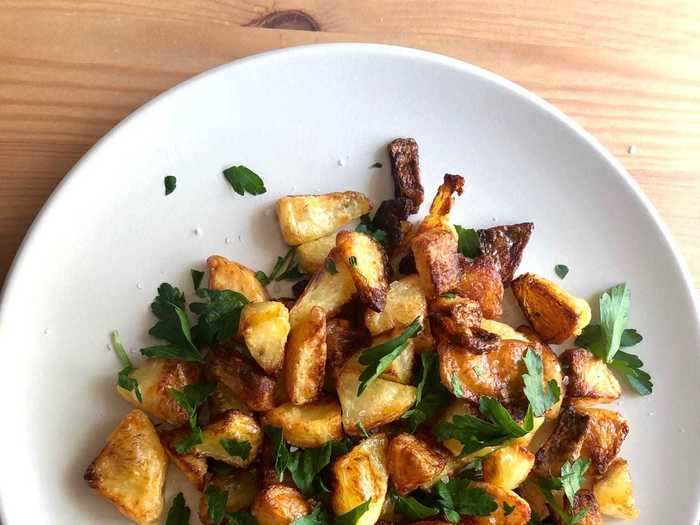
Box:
[0,44,697,524]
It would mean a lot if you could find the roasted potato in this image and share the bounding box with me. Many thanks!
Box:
[199,470,260,523]
[452,256,504,319]
[512,273,591,344]
[289,248,356,328]
[209,381,252,418]
[365,275,427,335]
[368,329,416,384]
[560,348,622,404]
[207,255,269,302]
[577,407,629,476]
[262,399,343,448]
[553,489,603,525]
[326,318,371,388]
[411,223,462,298]
[419,174,464,233]
[461,482,531,525]
[593,458,639,519]
[477,223,534,284]
[387,434,448,495]
[534,406,590,478]
[84,410,167,525]
[239,301,290,376]
[252,484,311,525]
[286,306,327,405]
[430,295,482,335]
[207,347,277,412]
[276,192,372,245]
[372,198,415,251]
[388,138,423,213]
[117,357,201,426]
[480,319,529,342]
[191,409,263,467]
[296,234,337,273]
[336,231,390,312]
[517,478,550,520]
[159,426,208,490]
[331,434,388,525]
[482,444,535,491]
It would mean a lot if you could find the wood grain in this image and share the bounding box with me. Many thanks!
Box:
[0,1,699,289]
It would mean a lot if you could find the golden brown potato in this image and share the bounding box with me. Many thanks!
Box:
[296,234,337,273]
[337,358,416,435]
[191,410,263,467]
[206,347,277,412]
[560,348,622,405]
[365,275,427,335]
[593,458,639,519]
[159,426,207,490]
[286,306,327,405]
[553,489,603,525]
[461,482,531,525]
[331,435,388,525]
[482,445,535,491]
[418,174,464,233]
[326,318,371,389]
[276,192,372,245]
[477,223,534,284]
[411,223,462,298]
[84,410,167,525]
[207,255,269,302]
[512,273,591,344]
[480,320,529,342]
[252,484,311,525]
[199,470,260,523]
[336,231,390,312]
[577,407,629,476]
[388,138,424,213]
[208,382,252,418]
[117,358,201,426]
[387,434,448,495]
[289,248,356,328]
[368,329,416,384]
[239,301,290,376]
[430,295,482,337]
[517,479,550,520]
[452,256,504,319]
[261,399,343,448]
[534,406,590,478]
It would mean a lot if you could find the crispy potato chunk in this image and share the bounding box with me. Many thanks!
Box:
[512,273,591,343]
[480,320,529,342]
[388,138,424,213]
[84,410,167,525]
[535,406,591,478]
[337,358,416,435]
[207,255,269,302]
[326,319,371,388]
[369,329,416,384]
[336,231,390,312]
[560,348,621,404]
[286,306,327,405]
[372,198,415,252]
[209,382,252,418]
[411,224,462,298]
[239,301,290,376]
[461,482,531,525]
[191,410,262,467]
[430,295,482,334]
[117,358,201,426]
[262,399,343,448]
[199,470,260,523]
[252,484,311,525]
[276,192,372,245]
[331,435,388,525]
[296,234,337,273]
[365,275,426,335]
[577,407,629,475]
[482,445,535,491]
[517,478,550,520]
[478,223,534,284]
[554,489,603,525]
[387,434,448,495]
[159,426,207,490]
[207,347,277,412]
[452,256,504,319]
[593,458,639,519]
[420,174,464,233]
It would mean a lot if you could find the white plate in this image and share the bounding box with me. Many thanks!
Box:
[0,44,698,524]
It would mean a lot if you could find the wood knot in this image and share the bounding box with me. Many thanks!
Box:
[247,9,320,31]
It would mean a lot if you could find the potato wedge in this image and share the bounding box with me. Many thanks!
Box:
[276,192,371,245]
[207,255,269,302]
[199,470,260,523]
[239,301,290,376]
[159,426,207,490]
[365,275,427,335]
[209,381,252,418]
[296,234,337,273]
[117,358,201,426]
[512,273,591,344]
[262,399,343,448]
[452,256,504,319]
[326,318,371,388]
[336,231,390,312]
[388,138,424,213]
[84,410,167,525]
[192,410,262,467]
[477,223,534,284]
[387,434,448,495]
[593,458,639,519]
[252,484,311,525]
[206,347,277,412]
[461,482,531,525]
[577,407,629,476]
[411,223,462,298]
[560,348,621,404]
[482,445,535,491]
[331,435,388,525]
[553,489,603,525]
[286,306,327,405]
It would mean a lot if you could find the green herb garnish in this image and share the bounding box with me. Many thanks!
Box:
[335,500,371,525]
[402,352,451,431]
[165,493,190,525]
[257,248,305,285]
[451,371,465,397]
[223,165,266,196]
[435,477,498,521]
[554,264,569,279]
[455,225,481,258]
[190,288,249,346]
[325,257,338,275]
[369,162,383,169]
[169,382,217,453]
[111,331,143,403]
[220,438,251,460]
[164,175,177,196]
[522,349,561,417]
[355,214,388,246]
[536,458,591,524]
[191,269,205,289]
[348,256,358,268]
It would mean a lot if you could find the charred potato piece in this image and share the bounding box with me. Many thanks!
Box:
[371,198,414,251]
[209,382,252,418]
[387,434,448,495]
[553,489,603,525]
[199,470,260,523]
[331,434,388,525]
[336,231,390,312]
[453,256,504,319]
[207,347,277,412]
[430,295,482,332]
[560,348,622,404]
[207,255,269,302]
[388,138,423,213]
[461,482,531,525]
[262,399,343,448]
[84,410,167,525]
[296,234,337,273]
[286,306,327,405]
[577,407,629,476]
[276,192,372,245]
[326,319,371,388]
[512,273,591,343]
[159,426,207,490]
[593,458,639,519]
[535,406,591,478]
[192,410,263,467]
[369,329,416,384]
[252,484,311,525]
[239,301,290,376]
[365,274,427,335]
[411,224,462,298]
[482,445,535,491]
[117,358,201,426]
[477,223,534,284]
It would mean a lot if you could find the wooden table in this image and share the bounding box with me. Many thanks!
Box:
[1,1,699,290]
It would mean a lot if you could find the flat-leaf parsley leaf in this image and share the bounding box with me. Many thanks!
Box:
[223,165,266,196]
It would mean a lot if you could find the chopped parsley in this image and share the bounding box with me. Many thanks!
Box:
[355,213,388,245]
[291,506,331,525]
[369,162,383,169]
[164,175,177,196]
[522,349,561,417]
[165,493,190,525]
[203,486,255,525]
[220,438,251,460]
[111,331,142,403]
[222,165,266,196]
[435,477,498,521]
[348,256,358,268]
[191,269,204,290]
[190,288,249,346]
[257,248,305,285]
[451,372,465,397]
[325,257,338,275]
[536,458,591,524]
[402,352,451,432]
[335,500,371,525]
[554,264,569,279]
[455,225,481,258]
[168,382,217,453]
